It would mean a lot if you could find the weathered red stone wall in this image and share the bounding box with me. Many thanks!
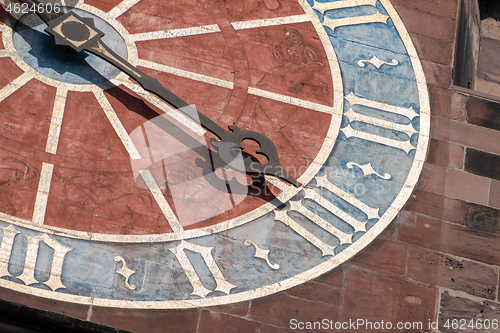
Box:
[1,0,499,332]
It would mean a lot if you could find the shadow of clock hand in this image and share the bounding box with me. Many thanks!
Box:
[195,151,279,201]
[104,86,211,156]
[0,5,282,205]
[21,26,91,75]
[105,86,282,206]
[10,13,116,84]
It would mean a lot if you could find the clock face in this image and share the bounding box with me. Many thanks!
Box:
[0,0,429,308]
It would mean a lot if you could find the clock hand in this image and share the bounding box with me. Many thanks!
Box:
[38,10,301,187]
[9,1,300,187]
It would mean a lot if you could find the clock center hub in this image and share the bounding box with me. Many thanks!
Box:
[61,21,90,42]
[12,8,128,85]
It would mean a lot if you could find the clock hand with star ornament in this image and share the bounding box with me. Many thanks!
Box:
[14,0,301,187]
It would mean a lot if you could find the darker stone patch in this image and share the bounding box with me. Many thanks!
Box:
[443,256,464,270]
[407,245,498,299]
[427,139,464,168]
[477,37,500,83]
[453,0,480,89]
[464,148,500,180]
[466,202,500,235]
[467,96,500,131]
[439,291,500,333]
[399,211,500,265]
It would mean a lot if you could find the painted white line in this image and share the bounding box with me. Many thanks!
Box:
[93,88,142,159]
[93,89,184,234]
[0,72,33,103]
[132,25,220,41]
[45,87,68,154]
[232,14,309,30]
[139,169,184,235]
[132,14,310,42]
[138,59,234,89]
[108,0,141,19]
[32,163,54,225]
[119,81,205,136]
[0,49,10,58]
[248,87,336,114]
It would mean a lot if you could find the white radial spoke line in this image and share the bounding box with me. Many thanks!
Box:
[265,176,292,192]
[132,14,310,42]
[93,89,183,233]
[139,170,184,234]
[0,49,10,58]
[138,59,234,89]
[232,14,309,30]
[45,87,68,155]
[32,163,54,224]
[0,72,34,103]
[93,89,141,159]
[108,0,141,19]
[137,63,334,119]
[132,25,221,41]
[118,80,205,136]
[248,87,336,115]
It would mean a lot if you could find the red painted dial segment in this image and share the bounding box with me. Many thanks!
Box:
[0,0,335,235]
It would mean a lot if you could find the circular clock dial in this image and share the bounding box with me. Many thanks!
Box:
[0,0,429,308]
[1,0,341,240]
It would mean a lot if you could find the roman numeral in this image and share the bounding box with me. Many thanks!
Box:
[315,174,380,220]
[274,174,379,256]
[342,93,419,153]
[0,225,71,290]
[312,0,389,31]
[169,241,236,298]
[0,226,18,278]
